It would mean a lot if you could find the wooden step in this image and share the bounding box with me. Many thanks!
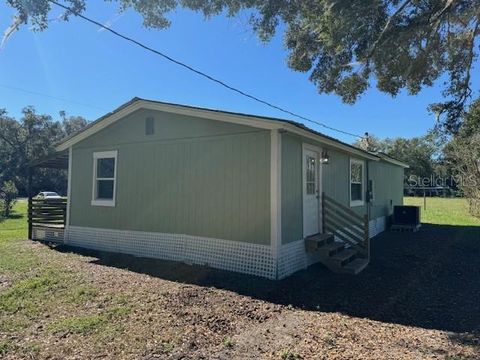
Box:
[330,249,356,265]
[342,258,369,275]
[305,233,334,253]
[318,242,344,256]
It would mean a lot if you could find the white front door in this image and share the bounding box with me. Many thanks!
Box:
[303,148,321,237]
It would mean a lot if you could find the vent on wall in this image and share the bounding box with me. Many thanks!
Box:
[145,117,154,135]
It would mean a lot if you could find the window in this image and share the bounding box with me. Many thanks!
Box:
[305,155,316,195]
[92,151,117,206]
[350,158,364,207]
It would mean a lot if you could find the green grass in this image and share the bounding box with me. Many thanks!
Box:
[0,271,64,315]
[404,197,480,226]
[0,200,27,241]
[280,349,303,360]
[0,202,134,357]
[47,306,130,335]
[0,340,11,356]
[0,200,478,357]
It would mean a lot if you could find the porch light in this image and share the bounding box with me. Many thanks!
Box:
[320,150,330,164]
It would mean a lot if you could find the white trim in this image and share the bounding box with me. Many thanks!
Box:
[302,143,322,237]
[376,153,410,168]
[56,101,278,152]
[66,146,72,228]
[285,126,379,161]
[270,130,282,268]
[91,150,118,207]
[350,158,365,207]
[65,226,276,279]
[91,199,116,207]
[55,99,379,162]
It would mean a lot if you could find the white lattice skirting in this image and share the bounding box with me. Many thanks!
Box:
[278,215,388,279]
[278,239,324,279]
[32,226,65,243]
[64,217,387,280]
[369,216,387,238]
[65,226,276,279]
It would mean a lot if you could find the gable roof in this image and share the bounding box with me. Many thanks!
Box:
[55,97,407,167]
[375,152,410,168]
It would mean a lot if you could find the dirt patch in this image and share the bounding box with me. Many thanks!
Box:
[1,224,480,359]
[0,275,11,291]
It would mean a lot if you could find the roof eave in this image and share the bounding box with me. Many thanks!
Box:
[279,125,380,161]
[55,98,380,161]
[377,154,410,168]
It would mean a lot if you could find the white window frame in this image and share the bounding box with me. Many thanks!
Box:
[91,150,118,207]
[350,158,365,207]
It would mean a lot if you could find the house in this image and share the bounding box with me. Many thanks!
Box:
[29,98,408,280]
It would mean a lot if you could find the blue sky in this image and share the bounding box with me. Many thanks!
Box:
[0,2,478,144]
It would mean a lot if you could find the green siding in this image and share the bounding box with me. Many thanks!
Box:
[70,109,271,245]
[76,109,258,149]
[322,149,367,215]
[281,134,303,245]
[280,133,402,244]
[369,161,404,219]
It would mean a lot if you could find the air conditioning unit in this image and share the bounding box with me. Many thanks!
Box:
[393,206,421,227]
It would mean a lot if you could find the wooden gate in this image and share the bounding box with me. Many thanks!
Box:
[28,198,67,243]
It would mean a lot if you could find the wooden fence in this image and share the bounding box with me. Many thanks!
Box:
[28,198,67,239]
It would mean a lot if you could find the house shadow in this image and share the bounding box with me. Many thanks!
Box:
[53,223,480,337]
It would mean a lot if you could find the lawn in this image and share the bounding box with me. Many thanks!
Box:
[0,200,479,359]
[404,196,480,226]
[0,200,27,242]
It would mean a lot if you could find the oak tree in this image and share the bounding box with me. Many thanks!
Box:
[5,0,480,132]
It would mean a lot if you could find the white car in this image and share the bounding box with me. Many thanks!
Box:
[36,191,62,200]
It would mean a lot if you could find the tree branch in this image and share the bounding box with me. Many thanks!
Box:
[458,19,479,104]
[367,0,412,58]
[0,126,17,148]
[431,0,456,23]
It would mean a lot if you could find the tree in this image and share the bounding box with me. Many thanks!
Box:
[4,0,480,132]
[354,133,440,179]
[60,110,88,136]
[445,98,480,216]
[0,180,18,218]
[0,107,87,196]
[355,133,383,152]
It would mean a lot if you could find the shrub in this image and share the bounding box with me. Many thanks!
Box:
[0,181,18,218]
